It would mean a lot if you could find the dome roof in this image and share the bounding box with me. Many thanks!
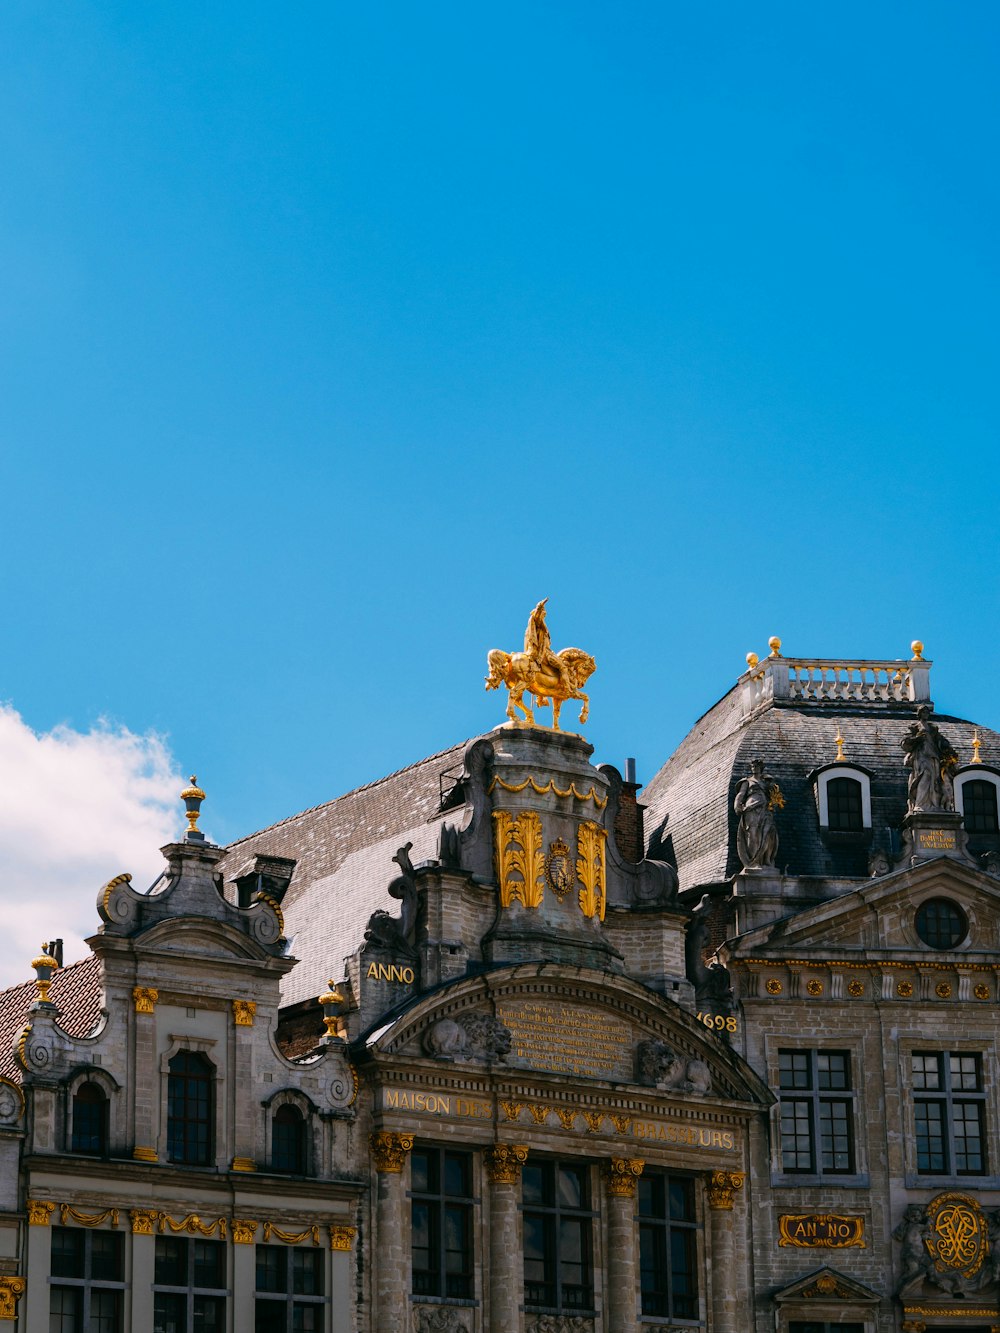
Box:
[642,653,1000,891]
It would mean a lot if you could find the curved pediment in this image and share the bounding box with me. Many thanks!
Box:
[367,963,771,1107]
[133,916,290,965]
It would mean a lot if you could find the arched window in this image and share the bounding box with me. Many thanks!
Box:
[962,780,1000,834]
[167,1051,213,1166]
[71,1081,108,1155]
[815,766,872,830]
[271,1104,306,1174]
[826,777,864,832]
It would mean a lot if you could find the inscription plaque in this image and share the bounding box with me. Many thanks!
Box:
[778,1213,865,1249]
[496,1000,633,1080]
[917,829,957,850]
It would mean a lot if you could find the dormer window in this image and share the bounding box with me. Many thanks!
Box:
[957,776,1000,834]
[814,766,872,831]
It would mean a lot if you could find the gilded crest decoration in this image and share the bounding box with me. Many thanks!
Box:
[545,837,574,900]
[926,1192,987,1278]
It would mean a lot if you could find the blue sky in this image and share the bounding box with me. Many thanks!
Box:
[0,3,998,976]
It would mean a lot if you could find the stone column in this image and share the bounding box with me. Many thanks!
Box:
[131,987,159,1162]
[705,1170,746,1333]
[329,1225,359,1333]
[22,1201,53,1333]
[485,1145,529,1332]
[128,1209,158,1331]
[231,1219,259,1329]
[370,1132,414,1333]
[604,1158,643,1333]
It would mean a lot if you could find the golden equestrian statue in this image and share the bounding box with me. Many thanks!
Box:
[485,599,596,730]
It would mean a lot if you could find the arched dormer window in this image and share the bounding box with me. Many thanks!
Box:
[71,1081,108,1155]
[167,1051,214,1166]
[955,769,1000,835]
[813,765,872,831]
[271,1103,306,1174]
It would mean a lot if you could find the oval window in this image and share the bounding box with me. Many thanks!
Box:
[915,898,968,950]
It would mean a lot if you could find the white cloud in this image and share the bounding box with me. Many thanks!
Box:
[0,704,185,987]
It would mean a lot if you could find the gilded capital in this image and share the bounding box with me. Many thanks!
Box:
[231,1156,257,1173]
[485,1144,529,1184]
[232,999,256,1027]
[132,1146,158,1163]
[231,1219,258,1245]
[130,1208,159,1235]
[27,1199,55,1226]
[369,1131,414,1173]
[604,1158,645,1198]
[706,1170,746,1210]
[0,1276,26,1320]
[132,986,158,1014]
[329,1225,357,1251]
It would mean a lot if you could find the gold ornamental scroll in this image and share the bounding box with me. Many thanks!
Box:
[576,820,607,921]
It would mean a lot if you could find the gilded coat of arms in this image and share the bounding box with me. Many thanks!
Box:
[925,1192,987,1279]
[545,837,574,901]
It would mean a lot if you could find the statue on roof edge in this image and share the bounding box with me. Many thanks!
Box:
[734,758,783,870]
[485,598,596,731]
[902,706,959,814]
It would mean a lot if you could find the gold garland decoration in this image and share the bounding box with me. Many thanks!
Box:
[158,1213,227,1239]
[489,775,607,809]
[262,1222,321,1246]
[60,1205,120,1228]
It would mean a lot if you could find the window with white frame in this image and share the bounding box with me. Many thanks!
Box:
[815,767,872,830]
[955,770,1000,834]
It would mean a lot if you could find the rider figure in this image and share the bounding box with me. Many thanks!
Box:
[524,598,572,699]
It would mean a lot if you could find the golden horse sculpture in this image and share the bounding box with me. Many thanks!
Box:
[485,599,596,731]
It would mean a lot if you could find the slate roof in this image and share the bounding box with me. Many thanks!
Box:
[642,687,1000,891]
[0,954,103,1084]
[218,740,476,1006]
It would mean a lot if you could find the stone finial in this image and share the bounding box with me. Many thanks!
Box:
[745,651,759,670]
[768,635,782,657]
[181,775,206,841]
[319,982,347,1039]
[30,945,59,1005]
[911,640,925,660]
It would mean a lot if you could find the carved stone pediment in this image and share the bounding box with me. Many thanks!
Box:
[772,1265,880,1304]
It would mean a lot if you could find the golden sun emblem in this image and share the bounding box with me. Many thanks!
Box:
[545,837,574,901]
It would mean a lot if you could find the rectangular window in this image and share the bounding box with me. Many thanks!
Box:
[522,1160,595,1314]
[410,1147,474,1300]
[913,1051,987,1175]
[153,1237,227,1333]
[638,1173,698,1319]
[49,1227,125,1333]
[254,1245,324,1332]
[778,1050,856,1175]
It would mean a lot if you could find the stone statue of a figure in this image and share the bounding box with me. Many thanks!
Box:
[734,758,783,870]
[901,706,959,813]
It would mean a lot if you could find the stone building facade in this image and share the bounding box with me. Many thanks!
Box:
[1,630,1000,1332]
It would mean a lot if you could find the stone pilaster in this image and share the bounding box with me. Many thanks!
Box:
[231,1219,258,1329]
[131,987,158,1161]
[706,1170,746,1333]
[604,1158,643,1333]
[370,1132,414,1332]
[486,1145,529,1332]
[230,1001,257,1171]
[22,1204,52,1333]
[128,1210,157,1331]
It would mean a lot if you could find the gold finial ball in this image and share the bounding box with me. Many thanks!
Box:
[768,636,782,657]
[911,640,924,660]
[746,652,759,669]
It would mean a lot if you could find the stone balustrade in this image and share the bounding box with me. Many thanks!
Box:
[741,654,931,715]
